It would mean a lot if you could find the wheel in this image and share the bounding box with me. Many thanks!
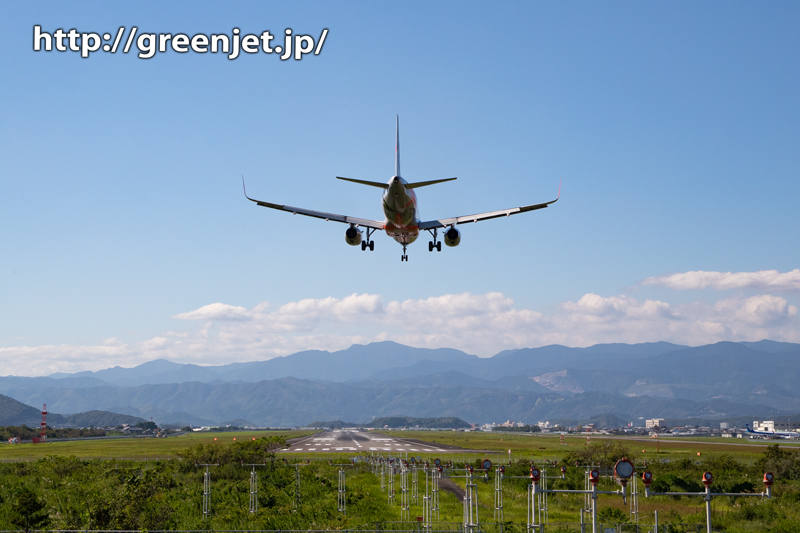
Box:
[436,242,442,252]
[428,241,433,252]
[361,241,366,251]
[369,241,374,251]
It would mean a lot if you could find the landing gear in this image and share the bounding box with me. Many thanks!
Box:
[361,228,376,251]
[425,228,442,252]
[401,244,408,262]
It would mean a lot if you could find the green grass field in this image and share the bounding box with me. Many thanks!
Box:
[0,429,316,461]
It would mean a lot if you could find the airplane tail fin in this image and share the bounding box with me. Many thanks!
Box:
[406,177,458,189]
[746,424,754,432]
[395,115,401,178]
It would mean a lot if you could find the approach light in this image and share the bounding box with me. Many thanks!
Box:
[763,472,774,487]
[614,458,635,486]
[530,466,541,482]
[589,469,600,485]
[702,471,713,487]
[482,459,492,471]
[642,471,653,486]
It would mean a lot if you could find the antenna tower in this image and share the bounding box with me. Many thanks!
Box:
[40,404,47,442]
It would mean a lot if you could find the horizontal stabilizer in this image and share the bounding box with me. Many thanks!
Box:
[406,177,457,189]
[336,177,389,189]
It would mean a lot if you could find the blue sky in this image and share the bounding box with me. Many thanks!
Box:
[1,2,798,375]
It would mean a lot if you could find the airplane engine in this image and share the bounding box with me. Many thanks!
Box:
[345,226,362,246]
[444,227,461,247]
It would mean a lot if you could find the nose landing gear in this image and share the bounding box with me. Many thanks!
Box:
[401,243,408,262]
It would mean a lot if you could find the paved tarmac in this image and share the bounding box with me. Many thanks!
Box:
[283,429,454,454]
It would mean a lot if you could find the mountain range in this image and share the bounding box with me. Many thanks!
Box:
[1,340,798,427]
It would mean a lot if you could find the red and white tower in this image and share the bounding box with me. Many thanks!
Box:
[40,404,47,442]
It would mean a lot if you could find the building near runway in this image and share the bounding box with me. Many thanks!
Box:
[753,420,800,432]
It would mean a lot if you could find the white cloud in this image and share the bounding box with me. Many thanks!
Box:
[2,288,798,376]
[643,269,800,292]
[172,303,253,321]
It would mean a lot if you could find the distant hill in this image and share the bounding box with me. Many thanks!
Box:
[308,416,471,429]
[58,410,146,428]
[0,394,57,426]
[367,416,471,429]
[307,420,358,429]
[219,418,258,428]
[0,394,144,428]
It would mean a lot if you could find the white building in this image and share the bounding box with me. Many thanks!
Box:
[753,420,800,432]
[646,418,666,429]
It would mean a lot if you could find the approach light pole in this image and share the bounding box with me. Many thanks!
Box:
[528,458,634,533]
[643,470,774,533]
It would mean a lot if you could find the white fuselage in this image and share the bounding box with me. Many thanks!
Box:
[382,176,419,245]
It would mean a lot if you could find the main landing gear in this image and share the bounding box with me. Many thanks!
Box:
[401,243,408,262]
[361,228,376,251]
[426,228,442,252]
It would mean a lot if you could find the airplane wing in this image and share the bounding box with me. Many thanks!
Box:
[418,183,560,230]
[242,178,385,230]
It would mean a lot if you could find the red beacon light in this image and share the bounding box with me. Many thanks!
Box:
[499,465,505,475]
[589,469,600,486]
[764,472,774,498]
[530,466,541,483]
[560,465,567,478]
[482,459,493,471]
[702,471,713,488]
[642,471,653,487]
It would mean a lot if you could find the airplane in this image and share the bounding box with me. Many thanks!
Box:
[745,424,800,439]
[243,117,559,261]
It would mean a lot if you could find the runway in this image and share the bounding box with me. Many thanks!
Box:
[283,429,455,455]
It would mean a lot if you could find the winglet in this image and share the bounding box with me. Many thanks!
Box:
[242,175,257,202]
[395,115,401,178]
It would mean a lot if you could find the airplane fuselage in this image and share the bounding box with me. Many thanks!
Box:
[382,176,419,245]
